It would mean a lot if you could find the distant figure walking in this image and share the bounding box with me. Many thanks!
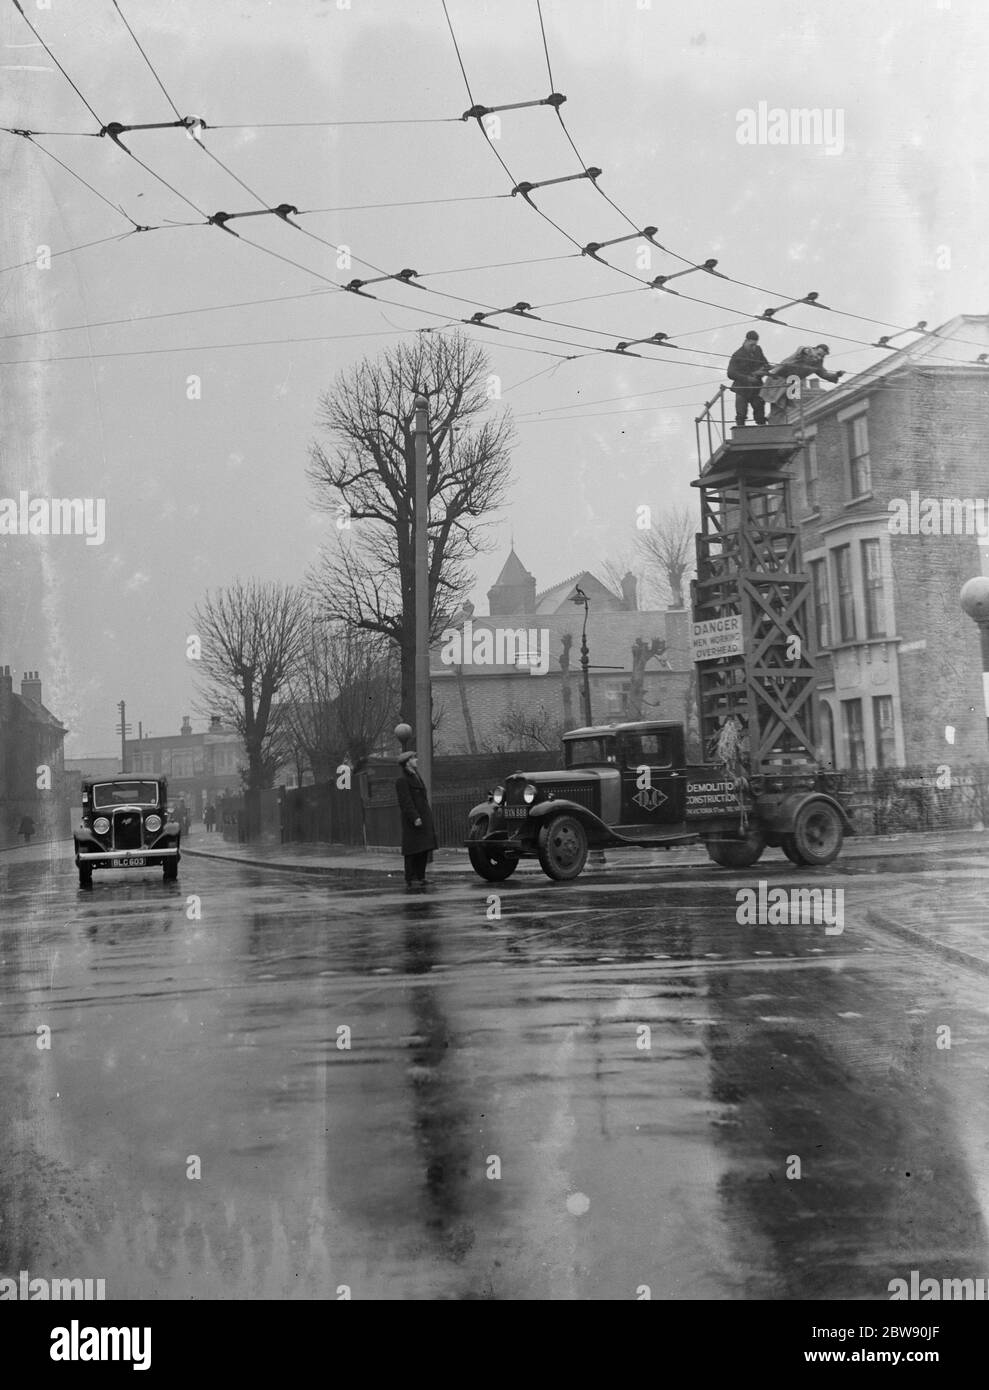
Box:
[204,803,216,833]
[395,750,438,891]
[18,815,36,844]
[761,343,845,419]
[727,330,770,426]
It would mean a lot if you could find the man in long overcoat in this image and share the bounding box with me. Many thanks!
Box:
[395,751,438,890]
[727,330,770,426]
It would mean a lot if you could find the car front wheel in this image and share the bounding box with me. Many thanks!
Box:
[162,858,179,882]
[537,814,589,881]
[78,863,93,888]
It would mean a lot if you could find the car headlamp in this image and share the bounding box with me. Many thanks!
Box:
[93,816,110,835]
[145,814,163,833]
[522,783,537,804]
[491,785,505,805]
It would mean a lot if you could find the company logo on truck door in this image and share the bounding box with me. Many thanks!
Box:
[685,776,738,818]
[632,786,668,811]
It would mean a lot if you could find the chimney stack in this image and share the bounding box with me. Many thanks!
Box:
[21,670,42,704]
[0,664,12,714]
[621,572,638,611]
[181,714,193,736]
[209,715,222,731]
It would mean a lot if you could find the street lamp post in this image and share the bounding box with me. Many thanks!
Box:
[570,586,593,725]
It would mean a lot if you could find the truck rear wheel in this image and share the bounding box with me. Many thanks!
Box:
[705,828,766,868]
[791,800,843,866]
[467,818,519,882]
[537,815,588,881]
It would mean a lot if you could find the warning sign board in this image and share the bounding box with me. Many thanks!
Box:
[690,615,743,662]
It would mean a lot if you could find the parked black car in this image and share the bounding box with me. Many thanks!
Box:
[73,776,181,887]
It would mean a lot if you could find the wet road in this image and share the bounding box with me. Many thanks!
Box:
[2,843,988,1301]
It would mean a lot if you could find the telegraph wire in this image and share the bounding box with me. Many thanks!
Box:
[9,0,103,127]
[0,321,586,367]
[4,130,143,227]
[0,231,135,277]
[109,0,182,120]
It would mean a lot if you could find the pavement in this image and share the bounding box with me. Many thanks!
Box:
[180,824,989,977]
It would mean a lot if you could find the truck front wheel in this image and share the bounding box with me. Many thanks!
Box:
[791,800,843,866]
[537,815,589,881]
[467,818,519,881]
[705,828,766,868]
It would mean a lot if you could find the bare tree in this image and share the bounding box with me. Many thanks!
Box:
[284,618,398,780]
[192,581,308,817]
[636,506,696,608]
[307,331,514,725]
[627,636,667,719]
[496,701,565,752]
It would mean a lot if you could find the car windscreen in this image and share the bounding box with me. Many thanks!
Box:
[91,781,160,808]
[564,738,617,767]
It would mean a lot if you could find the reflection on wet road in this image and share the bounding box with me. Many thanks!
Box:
[2,846,988,1300]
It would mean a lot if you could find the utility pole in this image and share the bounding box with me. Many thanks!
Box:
[115,700,132,773]
[413,394,432,796]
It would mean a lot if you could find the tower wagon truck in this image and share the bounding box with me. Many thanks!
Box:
[464,408,852,881]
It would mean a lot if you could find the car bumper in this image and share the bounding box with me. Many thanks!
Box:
[75,847,179,863]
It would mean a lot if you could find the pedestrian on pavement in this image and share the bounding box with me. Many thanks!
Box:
[727,330,770,426]
[395,750,437,891]
[205,803,216,833]
[18,815,36,844]
[760,343,845,419]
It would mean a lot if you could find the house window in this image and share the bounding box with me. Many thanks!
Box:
[817,701,836,769]
[810,558,831,651]
[846,414,871,498]
[603,680,629,717]
[861,539,886,638]
[842,698,865,770]
[833,545,856,642]
[873,695,896,767]
[804,438,819,513]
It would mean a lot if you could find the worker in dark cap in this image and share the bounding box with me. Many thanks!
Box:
[395,750,438,890]
[727,330,770,426]
[761,343,845,419]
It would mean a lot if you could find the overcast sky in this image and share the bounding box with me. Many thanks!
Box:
[1,0,986,754]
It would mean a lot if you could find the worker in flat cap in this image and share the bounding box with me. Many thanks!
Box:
[727,330,770,426]
[395,750,438,890]
[761,343,845,419]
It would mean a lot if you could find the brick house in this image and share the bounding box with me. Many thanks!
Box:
[788,313,989,770]
[0,665,69,842]
[123,715,245,819]
[430,548,697,754]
